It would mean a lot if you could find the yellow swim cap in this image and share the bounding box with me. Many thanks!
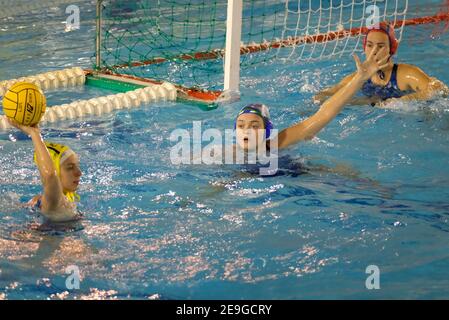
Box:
[34,142,80,203]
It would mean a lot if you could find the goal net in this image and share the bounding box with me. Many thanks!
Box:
[92,0,448,100]
[1,0,448,102]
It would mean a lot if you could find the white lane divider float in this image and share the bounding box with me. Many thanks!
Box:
[0,67,86,97]
[0,82,177,130]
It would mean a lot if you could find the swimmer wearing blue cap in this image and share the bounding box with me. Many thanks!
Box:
[235,47,391,151]
[7,119,82,222]
[314,22,448,107]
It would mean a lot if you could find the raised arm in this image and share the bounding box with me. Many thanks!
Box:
[277,46,389,149]
[8,120,64,211]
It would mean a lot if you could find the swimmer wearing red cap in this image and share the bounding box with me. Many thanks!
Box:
[315,22,448,106]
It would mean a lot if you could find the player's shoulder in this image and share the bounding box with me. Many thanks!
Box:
[397,63,426,75]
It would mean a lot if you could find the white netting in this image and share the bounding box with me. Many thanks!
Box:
[98,0,414,91]
[2,0,442,94]
[276,0,409,61]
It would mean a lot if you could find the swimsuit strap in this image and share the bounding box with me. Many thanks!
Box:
[390,64,399,89]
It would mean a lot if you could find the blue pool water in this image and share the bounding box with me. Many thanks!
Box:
[1,1,449,299]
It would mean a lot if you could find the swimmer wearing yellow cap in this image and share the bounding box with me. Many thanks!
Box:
[7,119,82,222]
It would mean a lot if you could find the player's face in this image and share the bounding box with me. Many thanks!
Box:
[60,154,82,192]
[365,32,391,65]
[236,113,266,151]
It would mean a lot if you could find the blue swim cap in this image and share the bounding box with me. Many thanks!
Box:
[235,104,274,140]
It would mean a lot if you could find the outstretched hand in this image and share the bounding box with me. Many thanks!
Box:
[7,118,40,136]
[353,46,390,82]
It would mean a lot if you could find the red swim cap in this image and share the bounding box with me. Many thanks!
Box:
[363,22,399,55]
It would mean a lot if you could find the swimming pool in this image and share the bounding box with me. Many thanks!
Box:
[1,0,449,300]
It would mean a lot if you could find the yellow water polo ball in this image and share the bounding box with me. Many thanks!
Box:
[2,82,46,126]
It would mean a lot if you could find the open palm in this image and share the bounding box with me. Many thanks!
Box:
[353,46,390,82]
